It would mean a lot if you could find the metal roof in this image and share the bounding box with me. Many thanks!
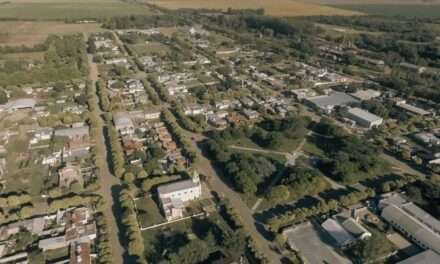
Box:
[397,250,440,264]
[382,204,440,254]
[157,179,199,196]
[54,127,89,137]
[348,107,383,123]
[321,218,355,246]
[307,92,358,109]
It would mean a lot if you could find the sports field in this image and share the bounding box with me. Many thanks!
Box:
[0,0,153,20]
[0,21,103,46]
[145,0,362,17]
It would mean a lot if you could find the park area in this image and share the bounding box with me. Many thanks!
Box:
[145,0,361,17]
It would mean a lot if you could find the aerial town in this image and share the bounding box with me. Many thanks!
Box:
[1,0,440,264]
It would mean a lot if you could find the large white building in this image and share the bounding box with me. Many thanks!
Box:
[157,172,202,221]
[379,193,440,255]
[347,107,383,129]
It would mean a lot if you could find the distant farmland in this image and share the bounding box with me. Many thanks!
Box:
[0,0,153,20]
[0,21,103,46]
[331,4,440,18]
[145,0,362,17]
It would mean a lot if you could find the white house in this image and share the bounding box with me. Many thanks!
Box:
[157,172,202,221]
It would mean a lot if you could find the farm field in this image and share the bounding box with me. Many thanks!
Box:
[311,0,440,4]
[331,4,440,18]
[0,0,153,20]
[0,21,103,46]
[145,0,362,17]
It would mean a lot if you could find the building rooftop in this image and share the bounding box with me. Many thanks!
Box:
[6,98,37,110]
[54,127,89,138]
[397,250,440,264]
[157,179,199,196]
[382,204,440,254]
[348,107,383,123]
[113,112,134,128]
[321,218,355,246]
[350,89,381,101]
[307,92,358,109]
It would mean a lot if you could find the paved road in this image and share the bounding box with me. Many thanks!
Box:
[187,136,283,263]
[87,53,125,264]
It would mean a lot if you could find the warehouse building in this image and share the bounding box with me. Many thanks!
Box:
[347,107,383,128]
[305,92,358,113]
[379,193,440,255]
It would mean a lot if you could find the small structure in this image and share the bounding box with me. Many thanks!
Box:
[3,98,36,112]
[54,127,89,142]
[321,218,355,249]
[59,163,83,188]
[395,99,431,116]
[113,112,135,136]
[400,62,426,74]
[157,171,202,221]
[70,242,92,264]
[347,107,383,128]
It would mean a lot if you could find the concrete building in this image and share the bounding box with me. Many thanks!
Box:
[347,107,383,128]
[4,98,36,112]
[379,193,440,254]
[157,172,202,221]
[305,92,358,113]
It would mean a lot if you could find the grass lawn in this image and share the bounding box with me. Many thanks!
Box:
[0,51,45,61]
[0,0,153,20]
[44,247,69,262]
[4,136,49,195]
[135,197,165,228]
[303,138,324,157]
[128,42,170,56]
[142,216,194,261]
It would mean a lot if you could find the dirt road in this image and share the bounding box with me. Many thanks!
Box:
[87,54,125,264]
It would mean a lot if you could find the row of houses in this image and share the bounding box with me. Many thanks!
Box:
[0,207,97,264]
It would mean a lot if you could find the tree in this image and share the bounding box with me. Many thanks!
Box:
[0,90,7,104]
[267,185,290,204]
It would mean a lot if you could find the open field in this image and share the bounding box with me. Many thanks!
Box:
[145,0,362,17]
[311,0,440,4]
[331,4,440,18]
[0,0,153,20]
[0,21,103,46]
